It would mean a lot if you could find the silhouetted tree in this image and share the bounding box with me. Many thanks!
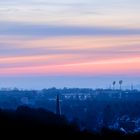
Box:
[113,81,116,90]
[119,80,123,90]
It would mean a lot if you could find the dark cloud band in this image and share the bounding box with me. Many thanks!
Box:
[0,22,140,37]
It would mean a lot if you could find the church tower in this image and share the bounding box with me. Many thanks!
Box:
[56,94,61,116]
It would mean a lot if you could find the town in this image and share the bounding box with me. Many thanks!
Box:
[0,86,140,133]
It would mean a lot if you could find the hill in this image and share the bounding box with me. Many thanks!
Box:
[0,106,140,140]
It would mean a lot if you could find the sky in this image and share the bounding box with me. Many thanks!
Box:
[0,0,140,89]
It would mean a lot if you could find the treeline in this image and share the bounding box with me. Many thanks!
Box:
[0,106,140,140]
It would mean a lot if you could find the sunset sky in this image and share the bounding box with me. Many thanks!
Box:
[0,0,140,89]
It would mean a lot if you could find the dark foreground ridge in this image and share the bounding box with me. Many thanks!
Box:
[0,106,140,140]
